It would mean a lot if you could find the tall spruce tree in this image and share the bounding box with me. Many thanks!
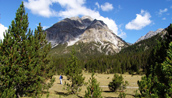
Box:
[0,2,54,98]
[64,49,85,94]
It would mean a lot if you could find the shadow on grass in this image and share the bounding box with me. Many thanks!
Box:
[54,91,83,98]
[42,91,49,94]
[103,90,114,93]
[103,91,118,98]
[103,91,135,98]
[54,91,69,96]
[77,95,83,98]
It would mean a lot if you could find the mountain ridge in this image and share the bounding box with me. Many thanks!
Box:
[45,16,128,54]
[135,28,164,43]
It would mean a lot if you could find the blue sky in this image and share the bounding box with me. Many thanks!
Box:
[0,0,172,43]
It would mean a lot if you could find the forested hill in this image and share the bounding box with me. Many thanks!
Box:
[50,24,170,74]
[81,29,168,74]
[120,29,167,54]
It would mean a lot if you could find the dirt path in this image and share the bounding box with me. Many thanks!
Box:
[100,85,139,89]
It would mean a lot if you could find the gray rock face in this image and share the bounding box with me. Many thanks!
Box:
[78,19,127,53]
[46,16,92,47]
[136,28,164,43]
[45,16,128,53]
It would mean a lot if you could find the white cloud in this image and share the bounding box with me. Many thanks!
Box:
[100,2,113,11]
[125,10,152,30]
[24,0,119,35]
[24,0,58,17]
[57,2,101,18]
[56,0,118,34]
[158,8,168,15]
[95,2,114,12]
[0,24,8,40]
[97,16,118,34]
[54,0,85,9]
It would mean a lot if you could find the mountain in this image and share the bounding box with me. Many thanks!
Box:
[51,23,172,74]
[46,16,93,47]
[45,16,128,55]
[135,28,164,43]
[120,28,168,54]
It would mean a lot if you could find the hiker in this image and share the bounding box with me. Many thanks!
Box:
[59,75,63,84]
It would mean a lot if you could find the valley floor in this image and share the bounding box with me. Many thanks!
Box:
[24,72,143,98]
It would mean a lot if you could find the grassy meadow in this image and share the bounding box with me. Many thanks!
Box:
[22,72,142,98]
[37,72,142,98]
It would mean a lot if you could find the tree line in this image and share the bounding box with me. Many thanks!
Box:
[52,33,163,74]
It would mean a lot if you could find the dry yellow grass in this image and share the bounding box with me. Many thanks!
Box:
[22,72,143,98]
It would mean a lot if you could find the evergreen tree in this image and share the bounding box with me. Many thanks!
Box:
[138,24,172,97]
[108,74,128,92]
[64,49,85,94]
[84,72,102,98]
[137,74,159,97]
[0,2,54,98]
[162,42,172,97]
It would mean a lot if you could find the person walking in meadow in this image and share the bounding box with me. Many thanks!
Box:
[59,75,63,84]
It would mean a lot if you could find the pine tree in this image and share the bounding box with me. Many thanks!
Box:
[0,2,54,98]
[84,72,102,98]
[138,24,172,97]
[108,74,128,92]
[64,49,85,94]
[162,42,172,97]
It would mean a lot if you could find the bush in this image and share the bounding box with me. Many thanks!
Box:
[108,74,128,92]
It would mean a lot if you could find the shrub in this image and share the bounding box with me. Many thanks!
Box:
[108,74,128,92]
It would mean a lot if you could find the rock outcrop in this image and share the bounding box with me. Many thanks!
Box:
[136,28,164,43]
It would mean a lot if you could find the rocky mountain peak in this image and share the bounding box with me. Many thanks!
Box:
[136,28,164,43]
[86,19,107,30]
[45,16,128,54]
[81,15,94,21]
[70,16,80,20]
